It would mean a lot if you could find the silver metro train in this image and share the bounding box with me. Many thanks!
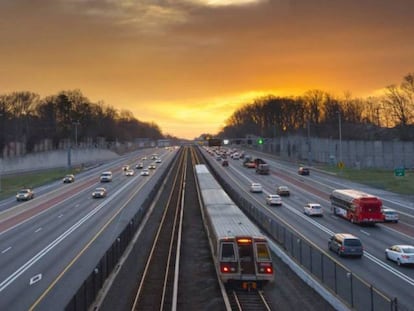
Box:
[195,164,274,289]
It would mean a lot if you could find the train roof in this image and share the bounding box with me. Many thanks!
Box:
[206,203,263,238]
[195,164,265,239]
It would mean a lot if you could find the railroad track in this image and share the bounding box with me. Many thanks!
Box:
[227,289,272,311]
[131,148,187,310]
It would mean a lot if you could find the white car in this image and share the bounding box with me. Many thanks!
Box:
[125,169,134,176]
[304,203,323,216]
[385,245,414,266]
[141,169,150,176]
[266,194,282,206]
[155,158,162,163]
[249,183,263,193]
[382,208,399,223]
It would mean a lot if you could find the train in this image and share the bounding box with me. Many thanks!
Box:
[194,164,274,290]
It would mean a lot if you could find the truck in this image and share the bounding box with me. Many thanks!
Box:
[255,158,269,175]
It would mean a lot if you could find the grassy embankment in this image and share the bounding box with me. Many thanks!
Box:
[319,166,414,195]
[0,168,79,200]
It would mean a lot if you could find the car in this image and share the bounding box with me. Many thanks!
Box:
[382,208,399,223]
[122,165,130,171]
[304,203,323,216]
[141,156,147,161]
[245,161,256,168]
[298,166,310,175]
[385,245,414,266]
[266,194,282,206]
[125,169,134,176]
[249,183,263,193]
[222,160,229,167]
[276,186,290,196]
[141,169,150,176]
[63,174,75,183]
[135,162,144,169]
[155,158,162,163]
[148,163,156,169]
[16,188,34,201]
[92,187,107,198]
[328,233,363,257]
[100,171,113,182]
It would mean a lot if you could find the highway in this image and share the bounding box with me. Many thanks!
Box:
[201,146,414,310]
[0,148,176,309]
[0,144,413,310]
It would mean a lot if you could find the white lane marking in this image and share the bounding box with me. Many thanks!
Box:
[34,228,42,233]
[29,274,42,285]
[58,214,64,218]
[2,247,12,254]
[360,230,370,236]
[0,174,139,293]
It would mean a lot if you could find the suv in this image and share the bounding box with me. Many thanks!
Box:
[100,171,113,182]
[328,233,363,257]
[277,186,290,196]
[249,183,263,193]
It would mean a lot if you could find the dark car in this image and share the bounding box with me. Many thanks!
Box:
[222,160,229,167]
[92,187,107,198]
[63,174,75,183]
[298,166,310,175]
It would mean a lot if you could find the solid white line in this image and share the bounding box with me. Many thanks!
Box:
[34,228,42,233]
[1,247,11,254]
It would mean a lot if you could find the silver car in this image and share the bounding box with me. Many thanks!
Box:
[385,245,414,266]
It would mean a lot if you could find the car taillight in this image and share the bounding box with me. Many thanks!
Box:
[340,246,345,252]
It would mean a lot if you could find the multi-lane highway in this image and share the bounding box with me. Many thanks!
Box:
[0,148,177,309]
[201,146,414,310]
[1,144,413,310]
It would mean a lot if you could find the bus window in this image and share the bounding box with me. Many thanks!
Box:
[256,243,271,261]
[220,243,236,261]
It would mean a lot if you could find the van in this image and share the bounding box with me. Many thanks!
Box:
[100,171,113,182]
[328,233,363,257]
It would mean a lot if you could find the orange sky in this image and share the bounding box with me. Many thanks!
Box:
[1,0,414,139]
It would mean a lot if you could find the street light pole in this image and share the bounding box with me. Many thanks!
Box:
[338,111,342,163]
[73,121,80,147]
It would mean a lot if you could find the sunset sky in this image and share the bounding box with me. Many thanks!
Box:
[1,0,414,139]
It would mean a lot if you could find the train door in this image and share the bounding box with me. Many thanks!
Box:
[237,238,255,275]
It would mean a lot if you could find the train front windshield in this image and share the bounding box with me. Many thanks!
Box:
[256,243,271,261]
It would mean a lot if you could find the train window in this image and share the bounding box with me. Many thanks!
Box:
[220,243,236,261]
[256,243,271,261]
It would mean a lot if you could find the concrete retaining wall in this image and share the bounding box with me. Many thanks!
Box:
[0,148,119,174]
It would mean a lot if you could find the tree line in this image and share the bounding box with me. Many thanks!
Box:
[0,89,164,154]
[218,72,414,141]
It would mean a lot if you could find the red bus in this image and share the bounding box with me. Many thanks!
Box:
[330,189,384,224]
